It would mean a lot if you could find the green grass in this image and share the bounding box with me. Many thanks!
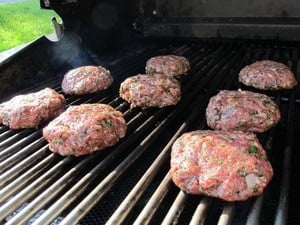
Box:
[0,0,60,52]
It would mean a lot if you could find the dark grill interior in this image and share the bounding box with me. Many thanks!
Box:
[0,38,299,225]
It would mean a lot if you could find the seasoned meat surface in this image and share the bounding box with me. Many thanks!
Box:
[43,104,127,156]
[0,88,65,129]
[206,90,281,133]
[170,130,273,201]
[145,55,190,77]
[62,65,113,95]
[119,73,181,108]
[239,60,297,90]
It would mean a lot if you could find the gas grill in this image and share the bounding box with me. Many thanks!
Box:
[0,0,299,224]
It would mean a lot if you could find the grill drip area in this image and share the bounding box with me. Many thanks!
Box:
[0,39,299,225]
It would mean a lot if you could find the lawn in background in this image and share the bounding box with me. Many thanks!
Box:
[0,0,61,52]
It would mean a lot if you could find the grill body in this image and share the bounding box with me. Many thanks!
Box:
[0,1,300,225]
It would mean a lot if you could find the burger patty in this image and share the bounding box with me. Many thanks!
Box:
[119,73,181,108]
[206,90,281,133]
[170,130,273,201]
[239,60,298,90]
[43,103,127,156]
[145,55,190,77]
[61,65,113,95]
[0,88,65,129]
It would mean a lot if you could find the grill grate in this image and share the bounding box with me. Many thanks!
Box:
[0,39,299,225]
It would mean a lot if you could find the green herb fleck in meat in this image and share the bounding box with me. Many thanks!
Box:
[249,145,258,154]
[263,100,271,106]
[213,107,221,120]
[250,110,258,115]
[213,107,219,114]
[237,168,248,177]
[53,137,62,145]
[237,121,247,128]
[257,170,264,177]
[212,157,223,165]
[253,184,259,193]
[217,158,223,165]
[101,119,112,128]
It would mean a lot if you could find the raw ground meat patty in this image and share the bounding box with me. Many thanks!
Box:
[170,130,273,201]
[119,73,181,108]
[239,60,298,90]
[145,55,190,77]
[43,103,127,156]
[61,65,113,95]
[206,90,281,133]
[0,88,65,129]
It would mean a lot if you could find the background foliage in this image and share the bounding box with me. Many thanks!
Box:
[0,0,60,52]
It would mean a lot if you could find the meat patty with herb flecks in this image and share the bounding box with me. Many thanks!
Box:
[0,88,65,129]
[119,73,181,108]
[43,104,127,156]
[239,60,297,90]
[145,55,190,77]
[206,90,281,133]
[62,65,113,95]
[170,130,273,201]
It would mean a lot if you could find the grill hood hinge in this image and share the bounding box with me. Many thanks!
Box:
[40,0,79,9]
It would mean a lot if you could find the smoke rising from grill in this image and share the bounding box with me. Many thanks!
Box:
[50,32,93,69]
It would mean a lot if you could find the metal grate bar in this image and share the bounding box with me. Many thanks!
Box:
[189,197,211,225]
[246,196,264,225]
[0,138,49,187]
[217,204,235,225]
[132,172,173,225]
[161,191,188,225]
[0,156,74,221]
[274,49,299,225]
[0,134,46,173]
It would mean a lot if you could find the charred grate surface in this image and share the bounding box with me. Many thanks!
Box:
[0,39,299,225]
